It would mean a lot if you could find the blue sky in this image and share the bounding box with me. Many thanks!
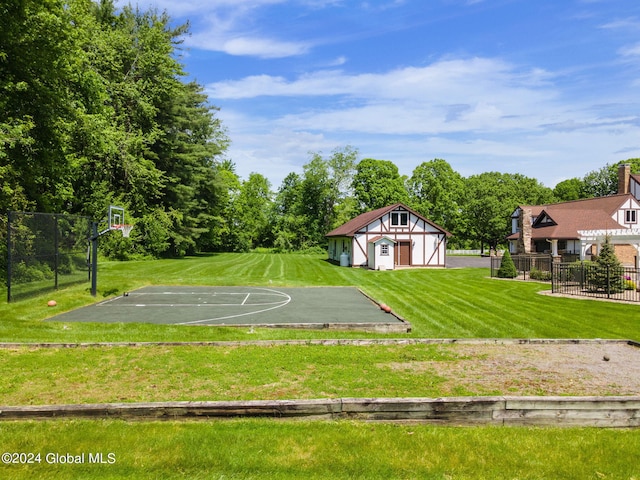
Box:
[118,0,640,190]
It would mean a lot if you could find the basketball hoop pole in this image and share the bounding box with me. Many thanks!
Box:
[89,206,131,296]
[91,221,98,296]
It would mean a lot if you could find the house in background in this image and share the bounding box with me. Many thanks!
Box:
[326,203,450,269]
[508,164,640,266]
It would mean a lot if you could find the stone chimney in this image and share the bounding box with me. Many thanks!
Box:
[618,164,630,195]
[517,207,532,254]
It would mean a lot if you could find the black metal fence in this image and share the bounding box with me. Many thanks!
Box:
[552,262,640,303]
[6,211,92,302]
[491,254,553,281]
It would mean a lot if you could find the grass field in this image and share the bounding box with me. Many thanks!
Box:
[2,252,640,342]
[2,253,640,479]
[1,420,639,479]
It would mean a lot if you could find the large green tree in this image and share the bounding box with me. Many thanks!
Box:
[233,173,273,251]
[352,158,408,211]
[463,172,554,252]
[271,147,358,250]
[582,159,640,198]
[553,177,588,202]
[1,0,230,259]
[272,172,307,251]
[200,160,242,253]
[0,0,85,213]
[407,159,463,240]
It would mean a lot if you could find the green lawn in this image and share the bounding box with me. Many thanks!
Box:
[2,252,639,342]
[1,420,639,480]
[2,253,640,479]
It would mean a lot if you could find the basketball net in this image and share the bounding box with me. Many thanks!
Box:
[112,224,134,238]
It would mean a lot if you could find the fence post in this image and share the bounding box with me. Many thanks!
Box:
[54,215,59,290]
[606,264,611,299]
[6,211,11,303]
[91,222,98,297]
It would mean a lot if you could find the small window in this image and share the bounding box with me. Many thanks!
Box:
[626,210,637,224]
[380,244,389,256]
[391,212,409,226]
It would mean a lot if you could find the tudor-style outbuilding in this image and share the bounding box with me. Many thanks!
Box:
[326,203,451,269]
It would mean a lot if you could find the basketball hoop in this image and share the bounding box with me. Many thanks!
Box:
[112,224,134,238]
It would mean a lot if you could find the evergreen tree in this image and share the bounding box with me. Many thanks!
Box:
[497,250,518,278]
[588,237,624,293]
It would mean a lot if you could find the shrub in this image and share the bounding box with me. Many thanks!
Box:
[529,267,552,281]
[497,250,517,278]
[11,261,54,284]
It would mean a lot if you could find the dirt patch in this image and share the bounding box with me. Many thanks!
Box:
[381,342,640,396]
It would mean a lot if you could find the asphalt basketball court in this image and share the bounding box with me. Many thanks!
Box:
[50,286,410,333]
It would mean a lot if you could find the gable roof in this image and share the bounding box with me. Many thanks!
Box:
[367,235,396,244]
[529,208,623,240]
[326,203,451,237]
[508,194,637,241]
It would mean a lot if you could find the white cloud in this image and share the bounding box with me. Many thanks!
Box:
[115,0,287,17]
[619,42,640,57]
[208,57,559,136]
[208,57,555,100]
[325,56,348,67]
[116,0,315,58]
[599,17,640,30]
[187,33,310,58]
[212,55,640,188]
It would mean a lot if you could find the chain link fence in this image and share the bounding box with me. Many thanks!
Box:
[6,212,92,302]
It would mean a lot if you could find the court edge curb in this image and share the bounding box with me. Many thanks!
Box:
[1,396,639,427]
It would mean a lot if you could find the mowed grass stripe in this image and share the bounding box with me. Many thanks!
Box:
[390,272,506,337]
[2,253,640,342]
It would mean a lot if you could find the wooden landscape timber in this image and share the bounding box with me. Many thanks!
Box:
[1,396,639,427]
[0,337,636,349]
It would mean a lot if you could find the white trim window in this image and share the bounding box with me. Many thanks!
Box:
[625,209,637,224]
[391,212,409,226]
[380,244,389,256]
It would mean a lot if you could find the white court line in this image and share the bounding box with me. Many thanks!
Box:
[100,301,286,308]
[97,290,286,307]
[177,288,292,325]
[121,292,285,296]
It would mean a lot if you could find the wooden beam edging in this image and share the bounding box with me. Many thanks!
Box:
[1,396,639,427]
[0,338,637,349]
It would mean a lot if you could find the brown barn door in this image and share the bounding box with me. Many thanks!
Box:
[395,241,411,265]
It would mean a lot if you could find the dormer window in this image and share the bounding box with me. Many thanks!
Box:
[625,210,637,224]
[391,212,408,226]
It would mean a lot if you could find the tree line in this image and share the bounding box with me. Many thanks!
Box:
[2,0,638,262]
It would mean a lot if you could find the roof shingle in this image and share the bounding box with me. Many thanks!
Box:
[326,203,450,237]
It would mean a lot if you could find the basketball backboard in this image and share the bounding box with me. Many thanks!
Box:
[108,205,125,230]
